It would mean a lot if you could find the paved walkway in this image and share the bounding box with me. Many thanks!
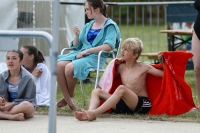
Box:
[0,115,200,133]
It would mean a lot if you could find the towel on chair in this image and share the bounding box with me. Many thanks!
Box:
[98,51,197,116]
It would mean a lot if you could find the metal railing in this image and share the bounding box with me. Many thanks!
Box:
[61,1,194,54]
[106,1,194,53]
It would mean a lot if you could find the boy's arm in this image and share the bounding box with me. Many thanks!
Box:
[158,51,165,69]
[147,51,165,77]
[147,65,164,77]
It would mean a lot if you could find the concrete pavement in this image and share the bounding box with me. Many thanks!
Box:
[0,115,199,133]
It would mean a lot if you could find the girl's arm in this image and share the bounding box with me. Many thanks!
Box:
[34,63,50,94]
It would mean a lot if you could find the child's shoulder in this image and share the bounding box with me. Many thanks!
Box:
[137,62,153,69]
[137,61,149,66]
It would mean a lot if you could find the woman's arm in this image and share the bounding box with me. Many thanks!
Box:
[72,26,80,46]
[76,24,118,58]
[86,44,112,53]
[76,44,112,59]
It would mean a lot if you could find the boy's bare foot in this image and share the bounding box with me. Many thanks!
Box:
[74,111,88,121]
[82,110,96,121]
[74,109,96,121]
[10,113,25,121]
[57,98,67,108]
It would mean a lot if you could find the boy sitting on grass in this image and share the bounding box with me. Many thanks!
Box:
[74,38,164,121]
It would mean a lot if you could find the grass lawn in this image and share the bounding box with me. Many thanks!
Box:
[35,24,200,123]
[35,70,200,123]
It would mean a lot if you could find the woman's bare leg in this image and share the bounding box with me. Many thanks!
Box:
[57,61,71,108]
[64,62,78,110]
[192,31,200,107]
[64,63,77,97]
[57,61,78,110]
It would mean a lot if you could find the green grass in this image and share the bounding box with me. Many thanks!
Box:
[119,24,168,52]
[35,24,200,123]
[35,70,200,123]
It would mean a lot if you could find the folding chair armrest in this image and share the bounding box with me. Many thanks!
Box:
[98,50,115,59]
[94,50,116,89]
[96,50,115,72]
[61,48,76,55]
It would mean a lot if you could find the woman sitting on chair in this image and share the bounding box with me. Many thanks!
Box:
[57,0,121,110]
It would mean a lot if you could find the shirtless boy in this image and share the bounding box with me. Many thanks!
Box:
[74,38,164,121]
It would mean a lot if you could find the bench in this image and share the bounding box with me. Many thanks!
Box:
[141,52,158,60]
[140,52,158,63]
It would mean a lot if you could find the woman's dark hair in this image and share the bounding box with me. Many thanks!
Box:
[22,45,45,64]
[7,49,24,61]
[85,0,107,17]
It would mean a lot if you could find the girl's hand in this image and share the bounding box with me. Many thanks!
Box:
[73,26,80,36]
[76,50,88,59]
[0,97,5,106]
[0,102,14,111]
[32,68,43,78]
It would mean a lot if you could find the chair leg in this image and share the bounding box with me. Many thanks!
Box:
[79,80,86,106]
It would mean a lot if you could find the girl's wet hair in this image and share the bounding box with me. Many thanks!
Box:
[85,0,107,17]
[7,49,24,61]
[22,44,45,64]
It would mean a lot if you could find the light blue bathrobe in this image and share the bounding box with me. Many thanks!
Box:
[58,18,121,80]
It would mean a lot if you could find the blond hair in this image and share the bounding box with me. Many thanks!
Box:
[121,38,143,60]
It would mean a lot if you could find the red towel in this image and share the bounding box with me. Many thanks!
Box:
[98,51,197,116]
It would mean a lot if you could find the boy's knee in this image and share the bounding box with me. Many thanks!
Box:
[115,85,126,94]
[92,88,101,95]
